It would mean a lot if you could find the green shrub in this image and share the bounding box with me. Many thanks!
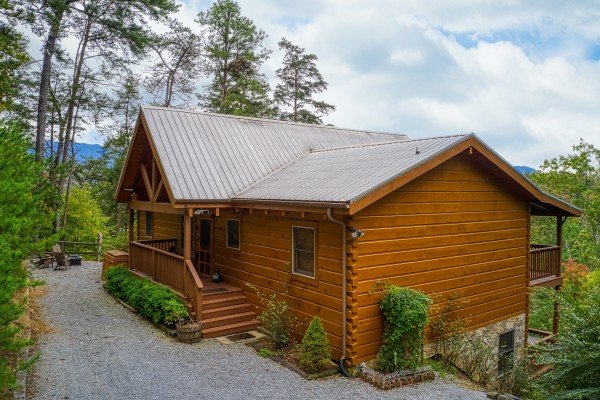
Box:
[375,285,432,372]
[246,263,295,349]
[299,316,331,373]
[104,266,188,327]
[258,348,272,358]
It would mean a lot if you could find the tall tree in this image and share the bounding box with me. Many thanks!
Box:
[274,38,334,124]
[145,19,204,108]
[0,5,30,114]
[33,0,179,161]
[530,140,600,268]
[197,0,273,117]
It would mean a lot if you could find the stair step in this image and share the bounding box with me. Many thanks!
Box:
[202,319,261,338]
[202,287,242,301]
[202,303,253,319]
[202,294,247,310]
[202,311,256,329]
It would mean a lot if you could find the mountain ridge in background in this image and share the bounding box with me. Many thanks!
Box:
[514,165,536,175]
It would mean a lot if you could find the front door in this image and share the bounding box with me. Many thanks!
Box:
[193,216,212,275]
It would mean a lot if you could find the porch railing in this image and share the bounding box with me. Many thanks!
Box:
[530,244,561,282]
[129,238,203,321]
[130,240,184,293]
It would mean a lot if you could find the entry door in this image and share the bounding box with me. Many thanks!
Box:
[193,217,212,275]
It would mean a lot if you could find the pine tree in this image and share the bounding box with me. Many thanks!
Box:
[197,0,273,117]
[274,38,334,124]
[299,316,331,373]
[145,19,204,108]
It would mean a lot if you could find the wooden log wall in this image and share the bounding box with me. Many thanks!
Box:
[212,210,345,359]
[353,154,529,363]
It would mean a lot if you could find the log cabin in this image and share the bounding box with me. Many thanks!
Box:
[114,106,580,369]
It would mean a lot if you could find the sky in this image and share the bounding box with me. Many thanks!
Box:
[81,1,600,167]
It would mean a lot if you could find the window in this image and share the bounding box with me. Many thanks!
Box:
[145,211,153,237]
[292,226,315,278]
[226,219,240,249]
[498,329,515,375]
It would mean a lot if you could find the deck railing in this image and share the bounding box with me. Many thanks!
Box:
[129,238,203,321]
[130,240,185,293]
[530,244,561,282]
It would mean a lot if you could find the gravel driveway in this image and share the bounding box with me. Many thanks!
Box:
[30,262,486,400]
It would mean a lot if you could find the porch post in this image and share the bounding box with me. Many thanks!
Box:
[553,215,563,336]
[184,208,192,261]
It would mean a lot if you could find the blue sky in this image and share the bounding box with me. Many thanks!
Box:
[85,1,600,167]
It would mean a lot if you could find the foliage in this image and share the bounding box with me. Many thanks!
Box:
[299,316,331,373]
[145,19,204,107]
[0,122,53,396]
[258,348,272,358]
[0,20,30,114]
[496,354,538,399]
[104,266,188,327]
[375,285,432,372]
[274,38,335,124]
[536,280,600,399]
[530,141,600,269]
[246,263,295,349]
[528,287,554,332]
[62,185,109,243]
[197,0,274,117]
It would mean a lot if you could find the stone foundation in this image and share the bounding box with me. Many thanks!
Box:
[426,314,526,384]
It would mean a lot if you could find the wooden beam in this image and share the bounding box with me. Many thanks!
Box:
[184,210,192,261]
[152,179,164,203]
[128,200,184,215]
[139,164,153,200]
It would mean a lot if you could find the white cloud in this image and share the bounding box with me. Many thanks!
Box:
[29,0,600,167]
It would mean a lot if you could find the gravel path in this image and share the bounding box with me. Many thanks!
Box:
[31,262,486,400]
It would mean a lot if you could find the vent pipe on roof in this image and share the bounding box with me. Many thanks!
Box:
[415,146,420,155]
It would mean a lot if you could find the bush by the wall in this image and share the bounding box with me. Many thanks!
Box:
[104,266,188,327]
[376,285,432,372]
[299,316,331,373]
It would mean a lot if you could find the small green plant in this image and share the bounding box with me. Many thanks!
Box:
[375,284,432,372]
[299,316,331,373]
[246,262,295,349]
[104,266,189,327]
[258,348,272,358]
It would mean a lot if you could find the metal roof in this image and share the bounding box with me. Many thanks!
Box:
[142,106,408,201]
[233,135,470,203]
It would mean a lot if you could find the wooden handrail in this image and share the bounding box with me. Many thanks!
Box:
[131,241,184,259]
[185,259,203,290]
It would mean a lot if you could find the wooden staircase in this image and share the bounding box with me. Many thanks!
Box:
[198,284,260,338]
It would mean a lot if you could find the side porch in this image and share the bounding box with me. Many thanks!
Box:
[126,204,260,338]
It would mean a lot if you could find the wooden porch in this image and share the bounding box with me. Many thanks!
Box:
[128,238,259,338]
[529,244,562,287]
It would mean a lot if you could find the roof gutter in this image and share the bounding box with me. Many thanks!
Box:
[326,208,352,377]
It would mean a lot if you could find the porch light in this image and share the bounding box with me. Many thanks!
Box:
[350,229,364,239]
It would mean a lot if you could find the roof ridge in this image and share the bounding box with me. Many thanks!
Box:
[141,105,408,139]
[310,133,472,153]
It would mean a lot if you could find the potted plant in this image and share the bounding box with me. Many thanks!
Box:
[176,318,202,344]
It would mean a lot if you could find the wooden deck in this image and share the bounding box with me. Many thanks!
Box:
[529,244,562,287]
[128,239,258,337]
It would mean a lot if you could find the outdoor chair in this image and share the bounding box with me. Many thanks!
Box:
[53,245,70,270]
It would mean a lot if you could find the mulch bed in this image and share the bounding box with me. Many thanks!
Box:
[246,338,339,380]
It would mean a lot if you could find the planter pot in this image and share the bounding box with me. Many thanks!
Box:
[176,321,202,344]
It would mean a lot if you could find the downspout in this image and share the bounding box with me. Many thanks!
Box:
[327,208,352,377]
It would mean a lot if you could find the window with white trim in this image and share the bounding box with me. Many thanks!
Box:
[292,226,315,278]
[226,219,240,249]
[498,329,515,375]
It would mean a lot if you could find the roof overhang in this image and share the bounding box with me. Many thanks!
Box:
[346,135,581,217]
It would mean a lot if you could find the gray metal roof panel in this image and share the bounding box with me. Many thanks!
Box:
[142,106,408,201]
[233,135,471,203]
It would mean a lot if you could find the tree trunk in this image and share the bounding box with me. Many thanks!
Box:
[59,17,92,167]
[36,6,67,161]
